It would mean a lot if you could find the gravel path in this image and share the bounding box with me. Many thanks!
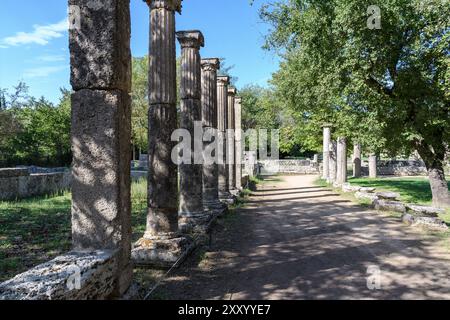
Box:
[151,175,450,300]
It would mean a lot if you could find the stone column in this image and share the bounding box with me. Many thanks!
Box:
[322,125,331,180]
[234,97,243,190]
[201,58,224,212]
[353,143,362,178]
[227,87,237,193]
[177,31,206,232]
[369,154,378,178]
[69,0,132,296]
[217,76,233,201]
[328,141,337,184]
[336,137,348,185]
[132,0,189,268]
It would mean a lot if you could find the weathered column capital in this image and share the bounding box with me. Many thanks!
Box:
[322,123,333,128]
[145,0,182,13]
[235,96,242,104]
[201,58,220,72]
[228,87,237,96]
[217,75,230,86]
[176,30,205,49]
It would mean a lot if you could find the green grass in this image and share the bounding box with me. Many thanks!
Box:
[0,179,148,282]
[348,176,450,206]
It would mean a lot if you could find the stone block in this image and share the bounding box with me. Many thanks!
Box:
[0,251,117,300]
[69,0,131,91]
[375,192,400,200]
[374,199,406,213]
[405,204,445,218]
[402,214,448,231]
[359,187,376,193]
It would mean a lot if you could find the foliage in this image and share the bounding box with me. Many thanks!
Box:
[0,84,71,167]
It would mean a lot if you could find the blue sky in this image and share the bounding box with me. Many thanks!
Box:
[0,0,279,103]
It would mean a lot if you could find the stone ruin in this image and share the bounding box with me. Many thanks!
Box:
[0,0,246,300]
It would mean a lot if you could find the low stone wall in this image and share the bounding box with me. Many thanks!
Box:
[258,160,319,175]
[0,250,117,300]
[361,160,427,176]
[0,169,71,201]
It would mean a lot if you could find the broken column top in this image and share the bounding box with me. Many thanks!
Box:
[145,0,182,13]
[201,58,220,71]
[322,123,333,128]
[235,97,242,104]
[217,76,230,85]
[176,30,205,48]
[228,87,237,95]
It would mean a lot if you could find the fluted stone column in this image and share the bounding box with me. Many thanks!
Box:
[132,0,189,268]
[328,141,337,184]
[177,31,206,232]
[201,58,224,211]
[336,137,347,185]
[69,0,132,296]
[322,125,331,180]
[227,87,237,193]
[217,76,233,201]
[353,143,362,178]
[369,154,378,178]
[234,97,243,190]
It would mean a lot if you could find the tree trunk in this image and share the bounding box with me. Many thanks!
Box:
[415,140,450,208]
[428,166,450,208]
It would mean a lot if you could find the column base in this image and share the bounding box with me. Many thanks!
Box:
[179,212,214,234]
[131,236,193,269]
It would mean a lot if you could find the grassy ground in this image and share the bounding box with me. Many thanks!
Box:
[0,179,148,282]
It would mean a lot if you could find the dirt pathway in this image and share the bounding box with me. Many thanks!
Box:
[150,175,450,300]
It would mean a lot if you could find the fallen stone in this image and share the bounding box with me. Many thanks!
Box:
[374,199,406,213]
[355,192,379,202]
[406,204,445,218]
[375,192,400,200]
[402,214,449,231]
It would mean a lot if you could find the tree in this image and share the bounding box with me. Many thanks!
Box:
[131,56,149,155]
[260,0,450,207]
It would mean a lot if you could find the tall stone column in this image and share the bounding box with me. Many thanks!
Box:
[322,125,331,180]
[227,87,237,193]
[201,58,224,211]
[369,154,378,178]
[234,97,243,190]
[132,0,189,268]
[336,137,348,185]
[176,30,206,232]
[353,143,362,178]
[328,141,337,184]
[69,0,132,296]
[217,76,233,201]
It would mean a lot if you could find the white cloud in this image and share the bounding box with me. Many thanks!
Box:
[37,54,66,62]
[23,66,68,79]
[1,19,68,48]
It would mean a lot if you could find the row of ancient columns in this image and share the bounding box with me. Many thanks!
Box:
[69,0,243,297]
[322,125,378,185]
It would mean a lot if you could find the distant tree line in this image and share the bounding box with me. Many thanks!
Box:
[0,83,71,167]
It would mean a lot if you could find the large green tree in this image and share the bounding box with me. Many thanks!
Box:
[260,0,450,207]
